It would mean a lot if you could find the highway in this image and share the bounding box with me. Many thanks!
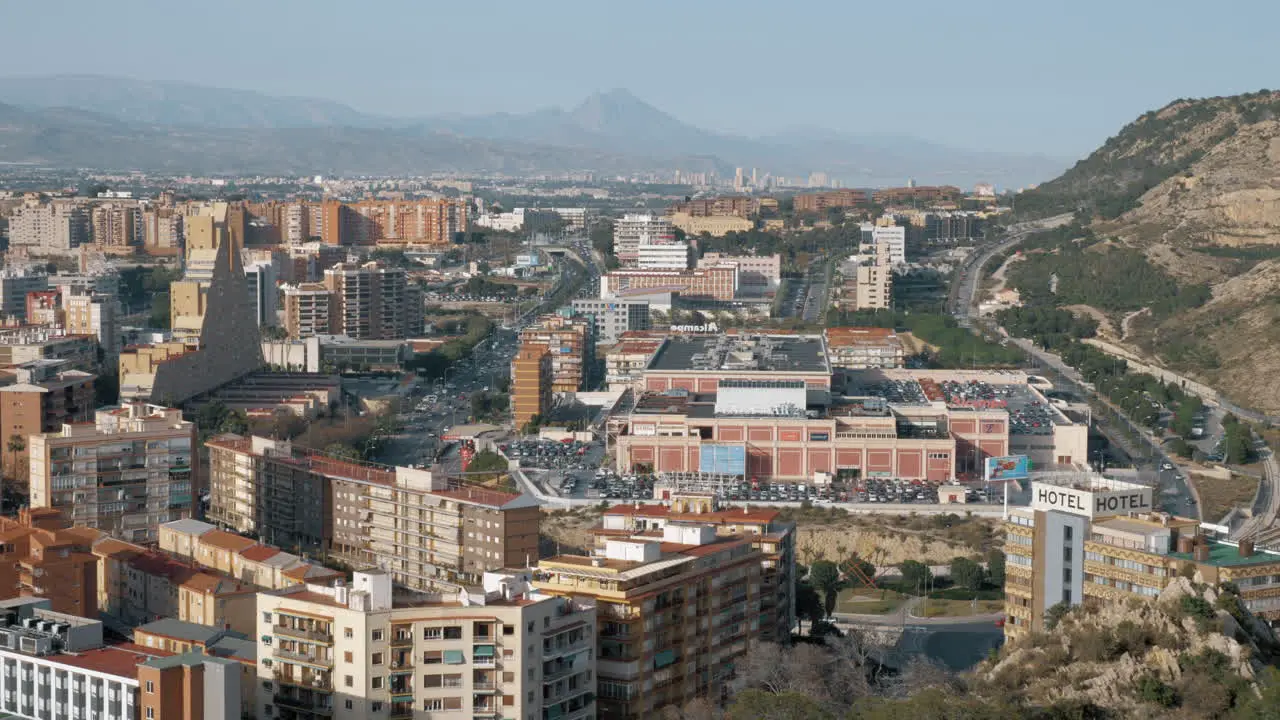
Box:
[947,213,1073,325]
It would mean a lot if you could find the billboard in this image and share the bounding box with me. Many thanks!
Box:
[1031,482,1153,518]
[699,444,746,475]
[984,455,1031,482]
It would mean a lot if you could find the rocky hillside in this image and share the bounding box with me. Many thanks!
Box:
[1011,92,1280,413]
[977,578,1280,718]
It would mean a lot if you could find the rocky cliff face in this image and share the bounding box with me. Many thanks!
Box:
[979,578,1278,717]
[1018,92,1280,413]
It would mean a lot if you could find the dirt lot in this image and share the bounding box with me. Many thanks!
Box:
[1189,472,1261,524]
[539,504,1001,569]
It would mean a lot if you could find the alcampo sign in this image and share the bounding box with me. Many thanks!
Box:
[1031,483,1153,518]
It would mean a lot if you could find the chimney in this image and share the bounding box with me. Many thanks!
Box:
[1240,539,1255,558]
[1193,544,1210,563]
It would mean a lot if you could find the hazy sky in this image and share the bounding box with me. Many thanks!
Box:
[4,0,1278,158]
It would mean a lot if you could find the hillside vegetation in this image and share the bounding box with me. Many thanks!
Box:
[1004,91,1280,413]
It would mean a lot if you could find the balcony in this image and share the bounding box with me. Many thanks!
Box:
[274,624,334,644]
[273,647,334,668]
[272,693,333,716]
[273,669,332,691]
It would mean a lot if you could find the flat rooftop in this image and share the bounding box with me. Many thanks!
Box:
[1167,539,1280,568]
[648,335,828,374]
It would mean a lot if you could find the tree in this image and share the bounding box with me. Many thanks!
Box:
[794,581,824,634]
[728,689,833,720]
[985,549,1006,588]
[1169,437,1194,459]
[1044,601,1071,630]
[808,560,841,619]
[324,443,362,461]
[467,450,510,476]
[899,560,933,594]
[475,261,491,276]
[950,557,985,591]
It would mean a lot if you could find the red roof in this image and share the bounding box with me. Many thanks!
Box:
[197,529,258,554]
[128,553,197,583]
[237,544,282,563]
[52,644,170,679]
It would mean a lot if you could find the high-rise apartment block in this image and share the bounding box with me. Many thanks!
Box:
[511,343,552,430]
[205,436,541,589]
[635,238,690,270]
[519,314,594,392]
[142,207,184,254]
[282,283,334,339]
[323,262,423,340]
[535,522,764,719]
[569,299,652,345]
[244,260,279,328]
[63,289,121,360]
[28,403,196,544]
[1003,476,1280,640]
[859,224,907,266]
[319,198,469,246]
[612,214,673,266]
[7,198,91,251]
[257,569,596,720]
[597,493,797,642]
[0,363,95,480]
[90,203,141,248]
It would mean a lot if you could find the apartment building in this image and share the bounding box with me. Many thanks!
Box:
[0,363,95,480]
[668,214,753,238]
[7,198,91,252]
[28,403,195,544]
[0,327,97,369]
[282,283,334,339]
[90,203,140,248]
[519,313,594,392]
[596,493,796,642]
[853,255,893,311]
[511,343,552,430]
[1003,477,1280,640]
[635,239,690,270]
[569,299,651,345]
[158,518,344,591]
[245,260,279,328]
[0,268,50,319]
[603,335,664,392]
[319,198,469,246]
[825,327,906,369]
[206,436,541,589]
[535,525,763,719]
[697,252,781,292]
[323,262,423,340]
[859,224,907,266]
[0,597,242,720]
[612,214,673,266]
[793,189,868,213]
[670,196,758,218]
[599,265,739,303]
[257,569,596,720]
[872,185,963,206]
[141,207,184,254]
[132,619,258,718]
[63,289,121,360]
[0,508,100,617]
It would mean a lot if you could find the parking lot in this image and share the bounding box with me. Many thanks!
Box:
[502,439,600,471]
[709,478,1004,505]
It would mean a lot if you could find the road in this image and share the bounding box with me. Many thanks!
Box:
[947,213,1073,325]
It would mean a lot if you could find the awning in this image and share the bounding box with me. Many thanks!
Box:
[443,650,466,665]
[473,645,495,657]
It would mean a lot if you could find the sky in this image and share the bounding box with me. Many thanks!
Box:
[3,0,1279,158]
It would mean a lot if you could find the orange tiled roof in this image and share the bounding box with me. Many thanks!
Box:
[197,529,258,554]
[237,545,282,563]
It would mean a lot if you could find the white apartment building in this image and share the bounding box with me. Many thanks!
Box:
[28,403,196,544]
[257,569,596,720]
[697,252,782,290]
[8,199,91,252]
[245,261,279,328]
[859,224,907,266]
[635,239,690,270]
[612,214,673,266]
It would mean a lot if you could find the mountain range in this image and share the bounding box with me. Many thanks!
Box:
[0,75,1066,186]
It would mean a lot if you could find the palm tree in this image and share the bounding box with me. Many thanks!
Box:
[6,434,26,483]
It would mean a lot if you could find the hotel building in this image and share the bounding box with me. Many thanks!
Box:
[1004,476,1280,640]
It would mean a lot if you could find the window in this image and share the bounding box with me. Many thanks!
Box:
[372,652,383,665]
[442,626,462,640]
[344,628,353,639]
[344,675,353,688]
[262,612,272,624]
[345,700,353,710]
[503,625,515,636]
[1063,547,1073,562]
[1062,589,1071,606]
[372,629,384,642]
[344,651,353,663]
[424,699,444,711]
[372,702,383,712]
[1063,568,1072,583]
[1063,526,1073,541]
[423,628,442,640]
[371,677,383,690]
[145,709,154,719]
[144,681,154,694]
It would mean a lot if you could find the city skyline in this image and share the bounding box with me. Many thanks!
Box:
[2,0,1278,158]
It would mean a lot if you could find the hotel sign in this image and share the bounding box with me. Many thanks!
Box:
[1031,482,1153,518]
